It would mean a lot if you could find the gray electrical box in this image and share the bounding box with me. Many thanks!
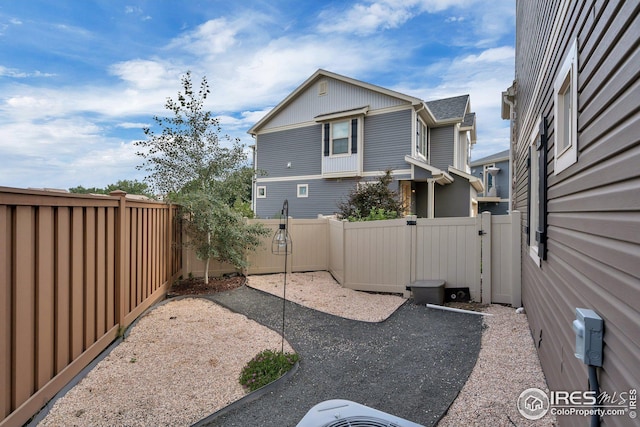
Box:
[572,308,603,367]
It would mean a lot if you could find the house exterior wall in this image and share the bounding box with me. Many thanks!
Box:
[363,109,412,172]
[434,177,470,218]
[513,1,640,426]
[470,156,510,215]
[430,126,455,170]
[256,125,322,178]
[255,108,415,219]
[255,178,358,219]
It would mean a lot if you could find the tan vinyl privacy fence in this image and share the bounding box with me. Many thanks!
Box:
[183,218,329,276]
[183,212,521,306]
[0,188,182,427]
[327,212,521,305]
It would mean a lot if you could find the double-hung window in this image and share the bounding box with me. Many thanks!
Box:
[331,121,350,155]
[554,38,578,174]
[416,119,428,159]
[323,118,359,158]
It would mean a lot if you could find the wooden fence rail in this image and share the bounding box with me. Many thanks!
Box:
[0,188,182,427]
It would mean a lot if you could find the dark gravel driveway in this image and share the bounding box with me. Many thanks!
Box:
[197,285,482,427]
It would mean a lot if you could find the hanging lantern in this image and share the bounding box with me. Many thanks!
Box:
[270,200,292,353]
[271,200,292,255]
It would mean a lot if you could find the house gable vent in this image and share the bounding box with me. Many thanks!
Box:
[318,80,328,96]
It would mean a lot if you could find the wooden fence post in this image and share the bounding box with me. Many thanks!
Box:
[166,204,173,286]
[110,191,127,331]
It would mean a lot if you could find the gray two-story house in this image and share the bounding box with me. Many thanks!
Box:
[249,69,483,219]
[470,149,510,215]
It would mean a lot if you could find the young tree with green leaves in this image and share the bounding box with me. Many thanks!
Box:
[69,180,155,199]
[135,71,267,282]
[337,169,405,221]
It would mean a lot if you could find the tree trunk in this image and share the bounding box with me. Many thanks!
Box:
[204,231,211,284]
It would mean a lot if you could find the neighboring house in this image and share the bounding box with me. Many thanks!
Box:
[504,1,639,426]
[249,69,483,219]
[470,149,510,215]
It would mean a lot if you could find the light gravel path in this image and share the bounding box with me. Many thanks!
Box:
[37,272,554,427]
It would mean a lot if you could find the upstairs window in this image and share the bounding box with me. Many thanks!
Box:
[416,119,428,159]
[554,38,578,174]
[323,118,358,157]
[332,121,350,155]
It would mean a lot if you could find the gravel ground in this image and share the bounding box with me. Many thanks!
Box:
[35,272,554,427]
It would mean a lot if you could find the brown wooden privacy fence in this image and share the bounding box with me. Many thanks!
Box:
[0,187,182,427]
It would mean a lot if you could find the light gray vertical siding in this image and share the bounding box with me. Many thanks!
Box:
[263,77,411,130]
[256,125,321,178]
[363,109,412,172]
[429,126,455,170]
[514,2,640,426]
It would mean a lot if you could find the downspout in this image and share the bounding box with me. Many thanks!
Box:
[250,138,257,215]
[427,178,436,218]
[502,84,516,212]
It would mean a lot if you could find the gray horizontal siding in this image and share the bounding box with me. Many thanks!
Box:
[514,2,640,426]
[255,179,359,219]
[434,178,469,217]
[430,126,454,170]
[264,76,411,130]
[363,109,412,172]
[255,176,405,219]
[256,125,321,178]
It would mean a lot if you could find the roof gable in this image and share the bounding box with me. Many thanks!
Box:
[249,69,422,134]
[425,95,470,122]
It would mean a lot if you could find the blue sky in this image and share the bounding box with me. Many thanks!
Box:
[0,0,515,190]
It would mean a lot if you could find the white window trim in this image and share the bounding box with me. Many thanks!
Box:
[416,118,428,161]
[529,118,541,267]
[330,120,352,157]
[297,184,308,198]
[554,38,578,174]
[256,185,266,198]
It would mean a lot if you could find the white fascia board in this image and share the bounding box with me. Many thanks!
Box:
[314,106,369,122]
[257,174,323,183]
[404,156,453,185]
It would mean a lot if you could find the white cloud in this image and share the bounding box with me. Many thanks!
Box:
[109,59,183,90]
[168,17,241,56]
[118,122,149,129]
[318,1,415,35]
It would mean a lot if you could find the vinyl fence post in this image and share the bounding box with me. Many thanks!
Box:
[481,211,492,304]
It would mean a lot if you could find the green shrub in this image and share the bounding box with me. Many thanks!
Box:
[348,207,399,222]
[239,349,299,392]
[337,169,405,221]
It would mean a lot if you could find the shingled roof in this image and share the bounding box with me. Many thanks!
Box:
[425,94,470,121]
